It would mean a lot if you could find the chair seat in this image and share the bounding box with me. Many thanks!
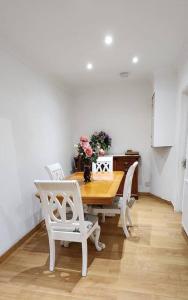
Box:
[52,213,98,233]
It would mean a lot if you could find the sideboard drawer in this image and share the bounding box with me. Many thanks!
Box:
[114,157,136,172]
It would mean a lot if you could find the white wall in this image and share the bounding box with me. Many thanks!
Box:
[150,64,188,210]
[151,71,177,203]
[72,81,153,192]
[174,60,188,210]
[151,147,177,202]
[0,49,72,256]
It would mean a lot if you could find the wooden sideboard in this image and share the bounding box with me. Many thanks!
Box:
[74,154,140,199]
[113,155,140,199]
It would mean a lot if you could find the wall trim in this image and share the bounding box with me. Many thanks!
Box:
[139,192,172,204]
[0,221,44,263]
[138,192,151,197]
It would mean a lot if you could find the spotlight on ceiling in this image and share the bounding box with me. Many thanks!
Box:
[132,56,139,64]
[86,63,93,70]
[104,35,113,45]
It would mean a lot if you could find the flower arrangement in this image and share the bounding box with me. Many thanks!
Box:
[90,131,112,155]
[74,136,99,182]
[75,136,98,165]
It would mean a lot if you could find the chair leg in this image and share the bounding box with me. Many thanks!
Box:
[94,225,105,251]
[120,211,130,238]
[90,230,105,250]
[49,237,55,271]
[101,214,105,223]
[81,240,88,277]
[126,207,133,227]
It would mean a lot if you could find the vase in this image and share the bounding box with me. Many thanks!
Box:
[83,164,91,183]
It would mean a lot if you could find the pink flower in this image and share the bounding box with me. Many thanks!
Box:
[80,141,90,149]
[99,149,105,156]
[80,136,88,142]
[85,147,93,157]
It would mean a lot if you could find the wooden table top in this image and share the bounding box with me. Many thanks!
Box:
[36,171,124,205]
[66,171,124,205]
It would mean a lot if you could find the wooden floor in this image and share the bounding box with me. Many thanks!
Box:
[0,196,188,300]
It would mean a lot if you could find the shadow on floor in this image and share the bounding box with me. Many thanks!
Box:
[10,216,127,291]
[23,215,126,260]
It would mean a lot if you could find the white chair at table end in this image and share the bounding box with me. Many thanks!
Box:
[45,163,65,180]
[34,180,104,277]
[92,156,113,173]
[91,161,138,238]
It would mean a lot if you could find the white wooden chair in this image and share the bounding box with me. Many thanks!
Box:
[92,156,113,173]
[45,163,65,180]
[45,162,89,247]
[91,162,138,238]
[34,180,104,277]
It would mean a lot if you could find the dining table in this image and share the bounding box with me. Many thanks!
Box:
[36,171,124,205]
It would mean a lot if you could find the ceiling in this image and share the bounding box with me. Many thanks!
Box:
[0,0,188,89]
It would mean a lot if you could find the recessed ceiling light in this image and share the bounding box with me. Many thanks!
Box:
[132,56,139,64]
[86,63,93,70]
[104,35,113,45]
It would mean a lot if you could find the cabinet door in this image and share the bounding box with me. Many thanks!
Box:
[152,78,176,147]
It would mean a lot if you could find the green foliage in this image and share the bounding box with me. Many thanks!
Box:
[90,131,112,151]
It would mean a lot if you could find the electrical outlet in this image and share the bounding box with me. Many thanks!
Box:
[145,181,151,187]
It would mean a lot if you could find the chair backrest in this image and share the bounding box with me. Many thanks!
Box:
[122,161,138,208]
[45,163,65,180]
[34,180,86,234]
[92,156,113,172]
